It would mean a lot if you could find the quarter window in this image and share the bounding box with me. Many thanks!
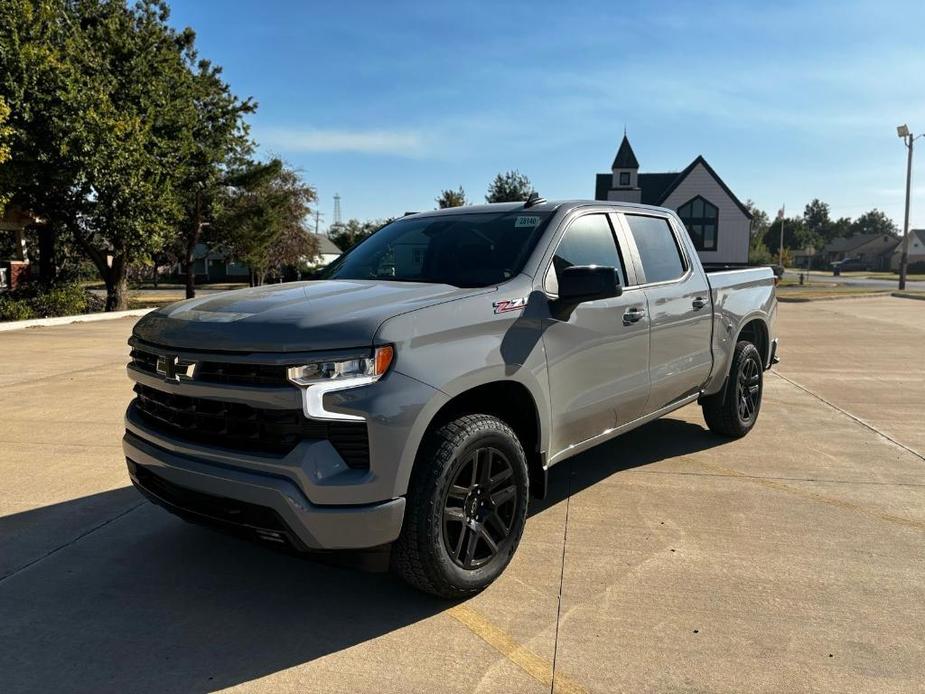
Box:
[677,196,718,251]
[624,214,686,284]
[546,214,625,294]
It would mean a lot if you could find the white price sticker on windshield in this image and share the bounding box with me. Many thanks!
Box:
[514,215,540,228]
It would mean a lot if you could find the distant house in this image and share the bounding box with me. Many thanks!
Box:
[312,234,342,267]
[595,135,753,264]
[891,229,925,270]
[821,234,899,270]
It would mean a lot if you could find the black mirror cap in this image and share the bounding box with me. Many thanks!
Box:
[557,265,622,303]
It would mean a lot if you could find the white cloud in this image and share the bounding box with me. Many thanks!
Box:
[258,127,427,156]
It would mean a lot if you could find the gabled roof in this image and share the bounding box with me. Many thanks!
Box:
[314,234,342,255]
[611,135,639,170]
[595,155,752,219]
[823,233,898,255]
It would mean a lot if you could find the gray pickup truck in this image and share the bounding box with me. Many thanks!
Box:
[124,199,777,597]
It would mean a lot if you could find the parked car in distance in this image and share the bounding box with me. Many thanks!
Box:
[830,256,870,273]
[123,198,778,597]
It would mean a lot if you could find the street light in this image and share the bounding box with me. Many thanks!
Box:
[897,124,921,290]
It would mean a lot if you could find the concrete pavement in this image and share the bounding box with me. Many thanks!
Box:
[1,297,924,693]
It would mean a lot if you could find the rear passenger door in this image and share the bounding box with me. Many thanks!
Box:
[618,212,713,413]
[542,212,650,457]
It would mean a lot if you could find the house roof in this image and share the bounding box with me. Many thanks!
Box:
[315,234,342,255]
[596,155,752,219]
[611,135,639,170]
[823,234,897,254]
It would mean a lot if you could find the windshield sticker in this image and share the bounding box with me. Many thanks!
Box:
[514,215,540,228]
[493,297,527,314]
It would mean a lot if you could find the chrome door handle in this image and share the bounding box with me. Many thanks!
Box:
[622,307,646,325]
[692,297,707,310]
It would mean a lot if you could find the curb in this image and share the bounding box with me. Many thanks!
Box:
[891,291,925,302]
[777,292,891,303]
[0,308,155,332]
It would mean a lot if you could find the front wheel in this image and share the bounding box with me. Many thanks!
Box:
[391,414,529,598]
[701,341,764,438]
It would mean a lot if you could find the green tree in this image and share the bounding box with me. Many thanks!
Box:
[748,233,774,265]
[485,170,533,203]
[744,199,769,238]
[436,186,467,208]
[217,159,318,285]
[850,209,898,237]
[803,198,835,242]
[762,216,818,254]
[0,0,208,309]
[329,218,391,252]
[175,59,256,298]
[0,97,11,208]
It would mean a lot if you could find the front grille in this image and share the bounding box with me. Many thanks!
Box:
[132,383,369,468]
[129,348,289,387]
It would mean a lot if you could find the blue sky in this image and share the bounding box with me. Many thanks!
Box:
[168,0,925,231]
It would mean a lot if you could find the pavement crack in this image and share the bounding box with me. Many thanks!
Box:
[771,370,924,463]
[0,501,145,585]
[550,457,573,694]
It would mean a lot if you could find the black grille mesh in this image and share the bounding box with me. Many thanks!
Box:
[129,349,289,387]
[132,383,369,468]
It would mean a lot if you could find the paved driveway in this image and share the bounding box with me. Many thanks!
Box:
[1,297,923,693]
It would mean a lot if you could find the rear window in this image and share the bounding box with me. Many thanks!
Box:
[624,214,686,284]
[322,210,553,288]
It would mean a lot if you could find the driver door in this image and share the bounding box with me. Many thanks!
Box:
[542,212,651,459]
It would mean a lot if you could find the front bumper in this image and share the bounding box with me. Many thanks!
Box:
[124,430,405,550]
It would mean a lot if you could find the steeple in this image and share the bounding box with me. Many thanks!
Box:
[611,134,639,170]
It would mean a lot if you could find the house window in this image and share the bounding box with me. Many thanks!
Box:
[619,172,630,186]
[677,196,718,251]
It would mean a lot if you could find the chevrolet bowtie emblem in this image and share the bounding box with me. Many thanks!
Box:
[155,355,197,382]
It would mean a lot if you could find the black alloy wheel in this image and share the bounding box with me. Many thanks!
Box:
[441,447,517,570]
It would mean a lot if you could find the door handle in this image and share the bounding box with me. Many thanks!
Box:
[692,297,707,310]
[622,307,647,325]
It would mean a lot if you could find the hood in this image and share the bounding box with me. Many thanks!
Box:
[132,279,487,353]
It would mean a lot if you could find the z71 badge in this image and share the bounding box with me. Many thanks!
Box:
[493,297,527,314]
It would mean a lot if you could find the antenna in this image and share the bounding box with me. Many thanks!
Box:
[333,194,342,227]
[523,192,546,208]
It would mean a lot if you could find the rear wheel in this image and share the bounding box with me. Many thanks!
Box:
[701,341,764,438]
[391,414,529,598]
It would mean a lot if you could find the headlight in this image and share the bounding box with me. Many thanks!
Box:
[286,345,393,385]
[287,345,393,421]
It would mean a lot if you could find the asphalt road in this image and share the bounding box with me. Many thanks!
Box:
[1,297,924,693]
[783,269,925,289]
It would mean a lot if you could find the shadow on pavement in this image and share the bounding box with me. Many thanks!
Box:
[0,416,723,693]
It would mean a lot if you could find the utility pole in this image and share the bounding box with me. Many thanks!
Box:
[896,124,918,291]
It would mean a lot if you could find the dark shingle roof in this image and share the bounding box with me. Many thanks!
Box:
[637,173,680,205]
[315,234,342,255]
[611,135,639,170]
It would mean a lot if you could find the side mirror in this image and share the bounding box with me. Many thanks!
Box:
[557,265,622,304]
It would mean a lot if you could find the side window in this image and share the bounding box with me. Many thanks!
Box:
[545,214,625,294]
[624,214,686,284]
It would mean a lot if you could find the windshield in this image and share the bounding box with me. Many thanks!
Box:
[321,210,553,288]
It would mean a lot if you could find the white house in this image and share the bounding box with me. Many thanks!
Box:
[312,234,343,267]
[891,229,925,270]
[595,135,753,264]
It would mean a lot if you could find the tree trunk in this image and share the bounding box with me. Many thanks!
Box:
[152,263,159,288]
[184,242,196,299]
[38,224,57,285]
[185,194,203,299]
[105,256,129,312]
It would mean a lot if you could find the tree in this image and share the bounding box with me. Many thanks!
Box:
[175,59,256,299]
[0,97,11,209]
[850,209,898,237]
[436,186,467,208]
[762,216,818,254]
[0,0,208,309]
[485,170,533,203]
[744,200,769,238]
[329,218,391,252]
[748,233,775,266]
[217,159,318,285]
[803,198,835,243]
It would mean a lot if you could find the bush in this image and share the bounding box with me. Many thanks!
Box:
[0,282,105,322]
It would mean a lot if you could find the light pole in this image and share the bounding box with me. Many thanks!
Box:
[896,124,921,290]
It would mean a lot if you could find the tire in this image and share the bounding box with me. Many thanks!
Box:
[701,340,764,438]
[391,414,529,599]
